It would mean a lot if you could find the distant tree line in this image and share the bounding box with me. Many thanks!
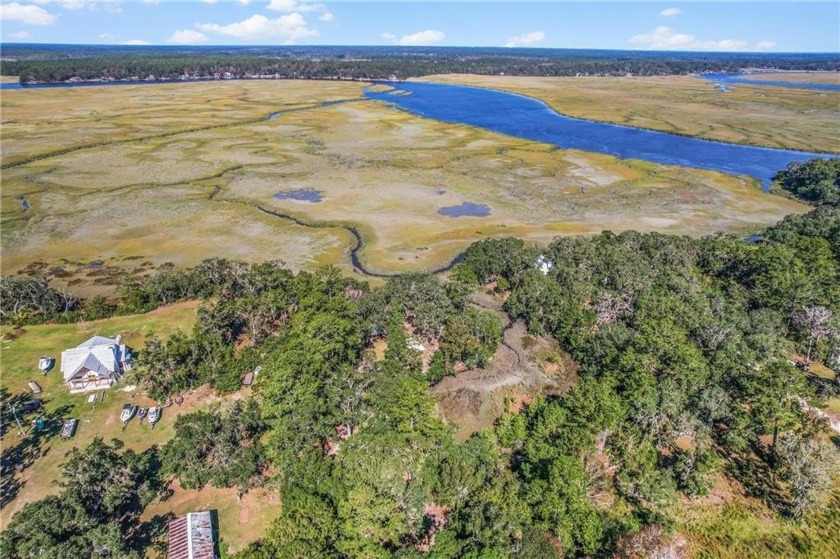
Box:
[2,45,838,83]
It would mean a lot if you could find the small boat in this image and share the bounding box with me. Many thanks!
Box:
[38,356,55,374]
[120,404,138,425]
[147,406,161,425]
[21,399,43,413]
[137,407,148,420]
[61,418,78,439]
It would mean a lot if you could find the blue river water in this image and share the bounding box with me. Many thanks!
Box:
[2,76,835,185]
[365,81,835,186]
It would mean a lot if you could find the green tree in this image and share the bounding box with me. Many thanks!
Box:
[773,158,840,206]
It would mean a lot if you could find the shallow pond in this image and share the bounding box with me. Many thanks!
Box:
[273,188,323,202]
[438,202,491,217]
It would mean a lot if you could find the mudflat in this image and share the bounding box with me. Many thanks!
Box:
[1,79,809,294]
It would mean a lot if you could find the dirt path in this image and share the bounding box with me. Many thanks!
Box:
[433,293,576,438]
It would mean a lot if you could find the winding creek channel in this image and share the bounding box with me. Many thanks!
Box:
[365,81,837,188]
[4,76,837,277]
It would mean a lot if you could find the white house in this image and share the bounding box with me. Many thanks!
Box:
[536,255,555,275]
[60,335,132,393]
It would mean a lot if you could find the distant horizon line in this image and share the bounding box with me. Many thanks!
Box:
[1,42,838,55]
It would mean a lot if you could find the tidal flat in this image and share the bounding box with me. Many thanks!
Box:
[1,79,810,294]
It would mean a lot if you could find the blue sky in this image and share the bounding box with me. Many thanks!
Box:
[1,1,838,52]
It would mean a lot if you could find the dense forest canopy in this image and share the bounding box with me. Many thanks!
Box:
[1,44,838,83]
[774,158,840,206]
[3,195,839,557]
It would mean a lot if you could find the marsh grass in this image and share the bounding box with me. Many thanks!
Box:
[741,72,840,85]
[1,80,810,294]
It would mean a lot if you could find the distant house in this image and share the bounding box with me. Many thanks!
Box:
[536,255,555,275]
[60,335,132,393]
[168,511,219,559]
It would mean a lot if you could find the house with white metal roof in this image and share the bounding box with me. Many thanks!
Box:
[60,335,132,393]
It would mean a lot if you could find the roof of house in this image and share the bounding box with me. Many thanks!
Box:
[168,511,218,559]
[78,335,119,348]
[60,335,125,381]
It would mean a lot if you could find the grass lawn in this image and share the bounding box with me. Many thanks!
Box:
[1,302,278,550]
[676,477,840,558]
[141,481,279,555]
[0,302,200,527]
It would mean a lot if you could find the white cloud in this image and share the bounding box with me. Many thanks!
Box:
[33,0,93,9]
[628,26,773,51]
[504,31,545,48]
[123,39,149,45]
[36,0,121,11]
[0,3,57,25]
[383,29,445,46]
[204,0,218,4]
[238,0,251,4]
[59,1,92,10]
[102,1,121,13]
[318,11,334,22]
[197,13,318,43]
[267,0,323,13]
[10,30,32,39]
[98,32,114,40]
[659,7,681,18]
[140,0,160,4]
[168,29,208,44]
[630,26,694,49]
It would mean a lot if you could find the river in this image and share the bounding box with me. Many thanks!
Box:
[365,81,835,187]
[2,76,835,186]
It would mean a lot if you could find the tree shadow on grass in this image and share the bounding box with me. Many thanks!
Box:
[724,445,788,513]
[0,403,72,509]
[130,512,175,556]
[1,388,46,438]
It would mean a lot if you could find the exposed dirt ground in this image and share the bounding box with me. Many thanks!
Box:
[433,290,577,440]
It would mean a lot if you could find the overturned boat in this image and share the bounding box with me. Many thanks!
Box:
[120,404,138,425]
[38,356,55,374]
